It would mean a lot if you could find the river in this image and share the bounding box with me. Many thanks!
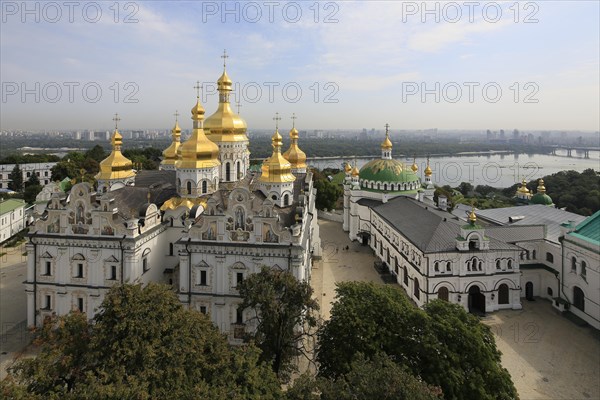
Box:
[307,151,599,188]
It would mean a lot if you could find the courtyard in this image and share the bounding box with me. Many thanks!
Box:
[314,218,600,400]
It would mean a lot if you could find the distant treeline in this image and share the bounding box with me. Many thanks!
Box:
[1,135,557,160]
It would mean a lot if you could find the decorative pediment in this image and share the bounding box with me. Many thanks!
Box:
[104,255,119,262]
[40,251,53,258]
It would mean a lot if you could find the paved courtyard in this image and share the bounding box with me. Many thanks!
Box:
[314,219,600,400]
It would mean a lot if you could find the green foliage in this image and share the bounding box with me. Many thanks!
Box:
[313,170,343,211]
[0,153,60,165]
[239,267,319,380]
[8,165,23,192]
[5,283,281,399]
[317,282,518,400]
[123,147,162,170]
[23,185,42,204]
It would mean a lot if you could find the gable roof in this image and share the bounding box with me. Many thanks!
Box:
[0,199,25,215]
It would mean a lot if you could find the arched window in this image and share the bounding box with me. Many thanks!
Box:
[496,260,501,269]
[446,262,451,272]
[507,260,513,269]
[546,252,554,263]
[581,261,587,278]
[403,266,408,286]
[478,261,483,271]
[434,262,439,272]
[571,256,577,272]
[532,250,536,259]
[498,284,509,304]
[573,286,585,311]
[283,194,289,206]
[383,183,387,191]
[186,181,192,195]
[414,279,420,299]
[237,161,241,179]
[202,180,207,194]
[438,287,449,301]
[226,162,231,181]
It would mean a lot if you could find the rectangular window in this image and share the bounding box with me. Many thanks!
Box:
[110,265,117,280]
[236,307,243,324]
[44,261,51,276]
[236,272,244,287]
[44,171,48,177]
[76,263,83,278]
[200,270,207,286]
[546,252,554,263]
[77,297,84,312]
[200,306,207,314]
[169,243,174,256]
[44,295,51,310]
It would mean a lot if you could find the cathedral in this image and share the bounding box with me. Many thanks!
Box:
[25,58,321,341]
[342,130,598,326]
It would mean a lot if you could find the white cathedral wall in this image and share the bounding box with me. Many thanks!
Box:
[562,236,600,330]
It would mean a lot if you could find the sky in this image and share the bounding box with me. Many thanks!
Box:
[1,1,599,132]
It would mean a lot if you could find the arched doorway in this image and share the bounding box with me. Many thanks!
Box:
[573,286,585,311]
[438,287,449,301]
[525,281,534,301]
[498,284,509,305]
[468,285,486,314]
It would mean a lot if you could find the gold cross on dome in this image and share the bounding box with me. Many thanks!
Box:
[174,110,179,122]
[273,112,282,129]
[236,101,242,114]
[384,123,390,134]
[291,113,297,128]
[221,49,229,68]
[193,81,203,98]
[113,113,121,130]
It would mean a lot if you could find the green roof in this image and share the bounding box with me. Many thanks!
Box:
[530,192,553,205]
[569,210,600,245]
[331,171,346,185]
[359,159,420,185]
[0,199,25,215]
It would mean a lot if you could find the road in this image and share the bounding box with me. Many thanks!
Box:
[0,243,31,379]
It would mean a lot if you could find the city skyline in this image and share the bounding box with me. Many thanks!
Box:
[1,1,599,131]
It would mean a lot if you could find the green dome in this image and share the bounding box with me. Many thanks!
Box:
[530,192,553,205]
[359,159,420,191]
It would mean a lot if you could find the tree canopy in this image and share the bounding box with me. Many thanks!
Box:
[8,164,23,192]
[316,282,518,400]
[239,267,319,380]
[2,284,281,399]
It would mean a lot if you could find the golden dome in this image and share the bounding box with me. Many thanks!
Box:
[259,129,296,183]
[344,162,352,173]
[161,119,182,166]
[468,208,477,223]
[381,135,392,150]
[351,164,360,177]
[282,124,307,169]
[424,163,432,177]
[411,156,418,173]
[537,179,546,193]
[96,129,135,181]
[517,179,530,194]
[204,61,248,143]
[177,98,220,169]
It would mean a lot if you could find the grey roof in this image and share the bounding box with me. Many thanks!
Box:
[485,225,546,243]
[134,170,176,188]
[110,185,177,219]
[370,197,521,253]
[476,205,585,244]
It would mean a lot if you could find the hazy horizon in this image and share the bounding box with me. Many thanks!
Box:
[1,1,599,131]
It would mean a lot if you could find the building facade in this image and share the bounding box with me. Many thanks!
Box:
[0,162,57,189]
[0,199,26,243]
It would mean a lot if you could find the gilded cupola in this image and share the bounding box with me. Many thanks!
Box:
[424,157,433,177]
[282,114,307,170]
[177,88,221,169]
[204,50,248,142]
[259,114,296,184]
[411,155,418,173]
[161,112,182,168]
[96,115,135,181]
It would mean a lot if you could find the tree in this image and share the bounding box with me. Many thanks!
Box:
[314,178,343,211]
[8,164,23,192]
[84,145,106,163]
[239,266,319,380]
[25,173,40,188]
[317,282,518,400]
[23,184,42,204]
[457,181,474,196]
[5,284,281,399]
